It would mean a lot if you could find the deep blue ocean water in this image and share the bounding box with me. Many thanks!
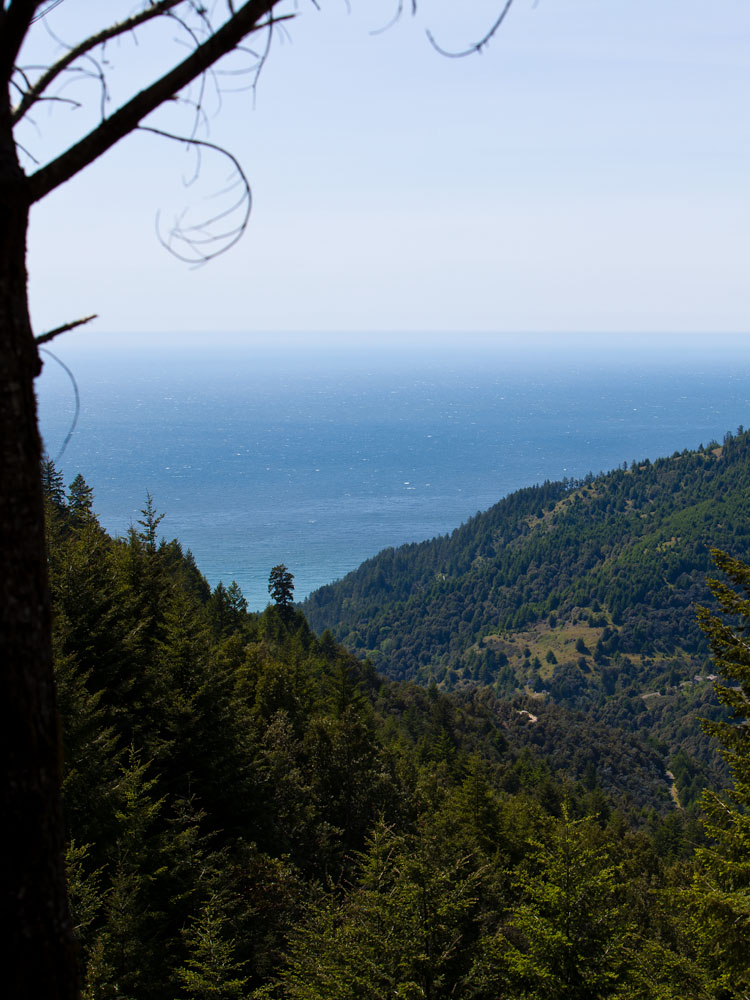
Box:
[36,334,750,610]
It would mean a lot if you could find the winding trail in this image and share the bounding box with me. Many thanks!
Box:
[665,770,682,810]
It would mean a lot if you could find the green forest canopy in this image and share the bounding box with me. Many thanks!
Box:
[42,456,750,998]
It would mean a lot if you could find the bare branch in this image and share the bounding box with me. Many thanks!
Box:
[162,9,215,137]
[38,346,81,461]
[14,138,39,163]
[30,0,66,23]
[140,125,251,264]
[426,0,516,58]
[164,3,208,55]
[12,0,185,124]
[35,313,97,345]
[10,60,33,93]
[26,3,294,206]
[31,93,83,113]
[249,8,277,105]
[369,0,417,38]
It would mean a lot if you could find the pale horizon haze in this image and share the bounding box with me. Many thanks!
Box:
[21,1,750,340]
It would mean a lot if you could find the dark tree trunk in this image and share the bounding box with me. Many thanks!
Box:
[0,7,287,996]
[0,107,79,999]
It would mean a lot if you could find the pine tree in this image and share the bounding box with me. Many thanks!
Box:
[54,643,121,855]
[268,565,294,609]
[175,896,248,1000]
[207,581,247,640]
[50,512,137,742]
[226,581,248,620]
[67,473,96,522]
[138,492,165,554]
[453,754,501,853]
[497,807,630,1000]
[692,549,750,997]
[121,496,170,660]
[41,455,66,508]
[265,821,487,1000]
[65,840,106,974]
[84,747,168,1000]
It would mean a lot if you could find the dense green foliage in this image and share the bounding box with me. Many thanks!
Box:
[304,431,750,679]
[303,430,750,794]
[43,465,750,998]
[691,551,750,997]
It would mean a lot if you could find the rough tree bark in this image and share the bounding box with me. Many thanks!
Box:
[0,90,79,1000]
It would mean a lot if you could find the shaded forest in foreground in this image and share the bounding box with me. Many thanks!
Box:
[42,454,750,998]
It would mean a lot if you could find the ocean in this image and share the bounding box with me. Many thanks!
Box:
[36,333,750,610]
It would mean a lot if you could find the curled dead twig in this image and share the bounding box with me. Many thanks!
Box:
[370,0,417,37]
[138,124,252,265]
[38,347,81,461]
[426,0,517,58]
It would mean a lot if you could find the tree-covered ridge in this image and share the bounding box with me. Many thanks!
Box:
[43,466,746,999]
[304,430,750,676]
[302,430,750,776]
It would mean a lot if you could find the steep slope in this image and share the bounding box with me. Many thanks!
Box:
[303,428,750,770]
[44,465,700,999]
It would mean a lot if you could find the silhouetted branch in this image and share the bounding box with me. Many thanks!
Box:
[35,313,97,345]
[14,139,39,163]
[139,125,251,264]
[38,347,80,461]
[12,0,185,124]
[25,2,293,206]
[370,0,417,37]
[30,0,66,24]
[426,0,516,57]
[10,59,32,94]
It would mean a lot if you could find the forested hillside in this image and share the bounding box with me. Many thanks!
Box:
[303,428,750,785]
[41,462,750,999]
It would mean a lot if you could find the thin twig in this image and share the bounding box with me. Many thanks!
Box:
[31,1,67,24]
[27,3,294,205]
[12,0,185,124]
[426,0,516,58]
[369,0,412,38]
[38,347,81,461]
[138,125,251,264]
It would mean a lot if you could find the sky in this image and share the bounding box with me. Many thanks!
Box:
[19,0,750,341]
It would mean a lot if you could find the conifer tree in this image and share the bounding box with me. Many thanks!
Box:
[175,896,248,1000]
[692,549,750,996]
[53,644,122,854]
[138,492,166,553]
[41,455,66,508]
[85,747,168,1000]
[122,495,170,659]
[226,581,249,620]
[497,807,630,999]
[265,821,487,999]
[67,472,96,522]
[454,754,501,853]
[268,565,294,609]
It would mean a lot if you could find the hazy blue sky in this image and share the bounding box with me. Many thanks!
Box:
[21,1,749,340]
